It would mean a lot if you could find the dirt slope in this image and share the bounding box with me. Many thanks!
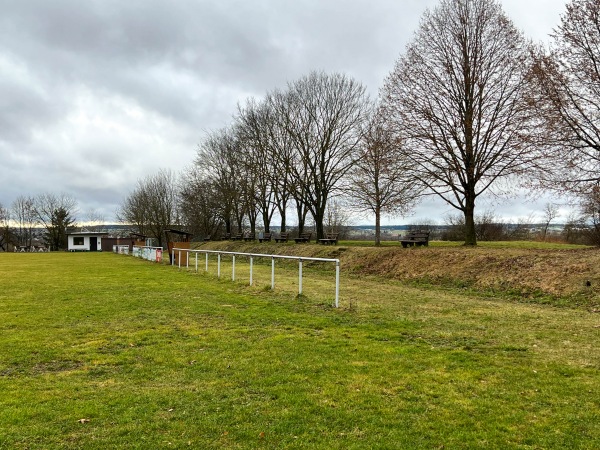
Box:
[198,241,600,302]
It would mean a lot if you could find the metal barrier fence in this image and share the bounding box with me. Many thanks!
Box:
[172,248,340,308]
[131,245,164,262]
[112,245,130,255]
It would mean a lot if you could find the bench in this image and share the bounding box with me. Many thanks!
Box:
[230,232,244,241]
[399,231,430,248]
[220,233,230,241]
[294,232,312,243]
[275,232,289,243]
[243,232,255,242]
[258,232,272,243]
[318,233,339,245]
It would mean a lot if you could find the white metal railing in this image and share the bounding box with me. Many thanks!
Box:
[132,245,164,263]
[172,248,340,308]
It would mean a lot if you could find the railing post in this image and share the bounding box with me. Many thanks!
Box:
[299,259,303,296]
[205,253,208,272]
[217,253,221,278]
[249,257,253,286]
[335,260,340,308]
[195,252,198,273]
[271,256,275,290]
[186,251,189,269]
[178,250,181,269]
[232,255,236,281]
[171,249,175,266]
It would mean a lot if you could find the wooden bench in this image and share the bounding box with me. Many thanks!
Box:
[220,233,231,241]
[230,232,244,241]
[258,232,272,243]
[275,232,289,243]
[318,233,339,245]
[243,232,255,242]
[294,232,312,243]
[399,231,430,248]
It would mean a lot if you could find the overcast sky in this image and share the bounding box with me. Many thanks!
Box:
[0,0,570,225]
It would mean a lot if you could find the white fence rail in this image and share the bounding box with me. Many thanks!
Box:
[172,248,340,308]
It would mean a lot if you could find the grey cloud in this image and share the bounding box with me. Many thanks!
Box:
[0,0,569,222]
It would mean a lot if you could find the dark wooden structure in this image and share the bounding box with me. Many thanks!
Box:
[275,232,289,243]
[398,231,430,248]
[318,233,339,245]
[294,232,312,243]
[165,229,194,264]
[258,232,272,243]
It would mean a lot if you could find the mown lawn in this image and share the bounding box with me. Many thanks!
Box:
[0,252,599,449]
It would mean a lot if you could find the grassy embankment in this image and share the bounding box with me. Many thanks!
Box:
[0,246,599,448]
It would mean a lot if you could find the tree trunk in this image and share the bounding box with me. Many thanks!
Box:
[296,203,305,235]
[314,211,325,240]
[262,209,270,234]
[463,195,477,246]
[278,199,287,233]
[375,206,381,246]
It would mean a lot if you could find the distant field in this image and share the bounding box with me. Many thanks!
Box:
[1,251,599,448]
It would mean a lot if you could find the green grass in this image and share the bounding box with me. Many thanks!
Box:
[1,252,599,449]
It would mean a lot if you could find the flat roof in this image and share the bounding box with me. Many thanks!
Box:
[67,232,110,236]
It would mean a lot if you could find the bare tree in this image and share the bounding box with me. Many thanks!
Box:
[179,170,222,239]
[33,193,78,250]
[541,202,560,241]
[269,88,312,235]
[0,203,12,251]
[84,209,106,232]
[236,99,279,234]
[529,0,600,199]
[117,185,149,238]
[272,71,371,239]
[117,170,179,246]
[196,128,244,235]
[381,0,536,245]
[347,110,422,245]
[11,195,35,247]
[578,184,600,246]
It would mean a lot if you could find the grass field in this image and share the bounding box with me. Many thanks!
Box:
[1,251,599,449]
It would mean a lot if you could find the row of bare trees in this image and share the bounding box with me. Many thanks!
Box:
[118,0,600,247]
[0,194,78,251]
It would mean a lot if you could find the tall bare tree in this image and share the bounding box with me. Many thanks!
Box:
[529,0,600,198]
[196,127,244,235]
[541,202,560,241]
[236,98,279,234]
[381,0,536,245]
[179,170,222,239]
[11,195,35,247]
[0,203,12,251]
[117,170,179,246]
[33,193,78,250]
[347,110,422,245]
[272,71,370,239]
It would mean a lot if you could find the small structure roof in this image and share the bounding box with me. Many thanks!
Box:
[165,228,193,236]
[67,231,110,236]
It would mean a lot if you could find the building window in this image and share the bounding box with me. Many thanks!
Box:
[73,237,84,246]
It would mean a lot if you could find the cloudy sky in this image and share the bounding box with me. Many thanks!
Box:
[0,0,570,225]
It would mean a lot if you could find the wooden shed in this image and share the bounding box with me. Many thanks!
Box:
[165,229,194,265]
